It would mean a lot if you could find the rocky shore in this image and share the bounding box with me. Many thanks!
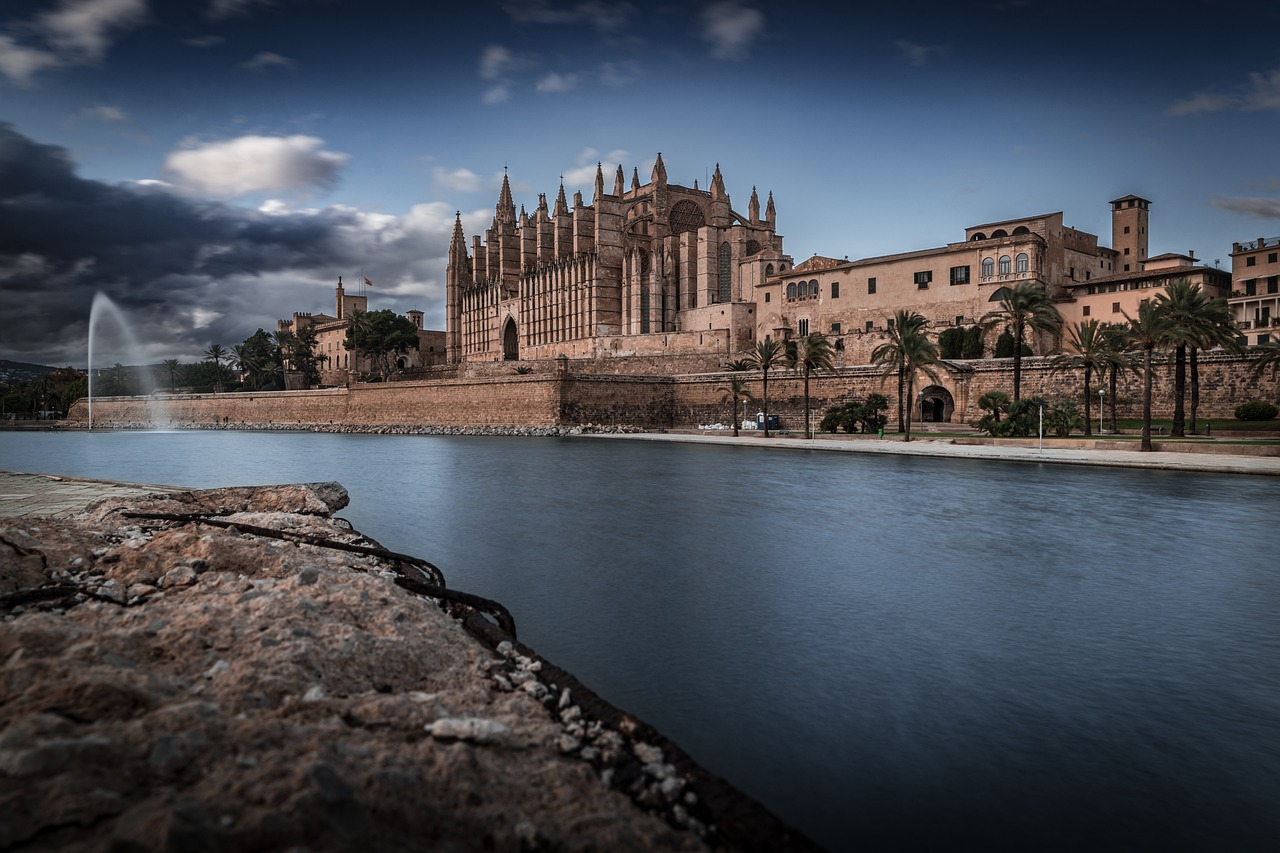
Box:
[1,480,815,851]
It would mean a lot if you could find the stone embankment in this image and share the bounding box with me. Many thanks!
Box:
[60,422,647,437]
[1,479,814,851]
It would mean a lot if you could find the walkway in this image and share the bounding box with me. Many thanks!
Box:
[0,471,184,518]
[583,433,1280,476]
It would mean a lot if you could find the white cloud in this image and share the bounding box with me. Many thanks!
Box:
[0,0,146,83]
[433,167,482,193]
[1242,69,1280,111]
[536,72,578,94]
[240,51,294,71]
[896,40,949,67]
[599,60,641,87]
[83,103,129,122]
[164,135,349,198]
[482,83,510,105]
[502,1,635,31]
[1168,68,1280,116]
[562,148,631,188]
[0,35,61,83]
[1211,196,1280,219]
[207,0,271,20]
[479,45,516,80]
[701,1,764,60]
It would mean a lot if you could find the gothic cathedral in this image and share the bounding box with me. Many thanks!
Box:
[446,154,790,363]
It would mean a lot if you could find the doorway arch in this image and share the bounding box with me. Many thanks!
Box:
[918,385,955,423]
[502,317,519,361]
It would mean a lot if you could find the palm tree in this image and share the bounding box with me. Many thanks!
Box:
[785,332,835,439]
[977,390,1009,423]
[1251,339,1280,385]
[162,358,180,392]
[204,343,227,392]
[1050,319,1112,436]
[981,282,1063,402]
[1124,300,1174,452]
[1156,281,1245,434]
[899,326,941,443]
[744,335,787,438]
[716,374,754,437]
[870,310,927,433]
[1099,322,1136,433]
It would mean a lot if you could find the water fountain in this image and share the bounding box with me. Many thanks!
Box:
[87,291,164,430]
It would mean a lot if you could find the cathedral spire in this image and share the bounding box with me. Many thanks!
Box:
[593,162,605,202]
[613,164,625,196]
[631,167,640,192]
[710,163,726,200]
[749,185,760,224]
[765,190,776,227]
[554,180,569,216]
[496,171,516,225]
[449,211,467,261]
[651,152,667,185]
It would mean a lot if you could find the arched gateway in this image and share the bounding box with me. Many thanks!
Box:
[918,385,955,423]
[502,317,519,361]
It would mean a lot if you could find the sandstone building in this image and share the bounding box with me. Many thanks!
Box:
[278,278,444,386]
[1229,236,1280,346]
[445,155,791,364]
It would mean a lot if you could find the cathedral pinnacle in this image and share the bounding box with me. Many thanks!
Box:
[593,162,605,201]
[652,152,667,185]
[711,163,726,199]
[554,180,569,216]
[749,186,760,223]
[631,167,640,192]
[613,165,625,196]
[496,172,516,225]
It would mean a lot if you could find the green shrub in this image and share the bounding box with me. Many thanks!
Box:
[1045,400,1082,437]
[938,327,964,360]
[1234,400,1278,421]
[820,395,889,434]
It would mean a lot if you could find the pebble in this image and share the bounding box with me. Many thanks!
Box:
[424,717,511,745]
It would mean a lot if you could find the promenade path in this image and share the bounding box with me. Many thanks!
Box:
[0,471,184,518]
[587,432,1280,476]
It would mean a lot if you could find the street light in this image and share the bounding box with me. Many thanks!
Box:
[918,389,924,429]
[1098,387,1105,435]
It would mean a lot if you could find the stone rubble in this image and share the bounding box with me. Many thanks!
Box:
[0,481,816,852]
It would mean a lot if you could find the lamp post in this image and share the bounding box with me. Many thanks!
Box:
[1098,388,1105,435]
[918,389,924,429]
[1038,401,1044,451]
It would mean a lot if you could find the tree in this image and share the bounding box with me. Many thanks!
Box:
[344,309,421,381]
[961,325,985,359]
[898,325,941,442]
[1099,322,1135,433]
[204,343,227,393]
[1251,339,1280,389]
[977,390,1009,425]
[981,282,1063,402]
[1124,299,1174,452]
[744,335,787,438]
[231,330,281,391]
[1155,280,1241,434]
[716,374,754,437]
[1050,319,1114,436]
[276,325,321,388]
[870,310,927,433]
[162,359,180,392]
[785,332,835,439]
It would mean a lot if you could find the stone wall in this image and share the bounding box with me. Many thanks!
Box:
[69,354,1276,432]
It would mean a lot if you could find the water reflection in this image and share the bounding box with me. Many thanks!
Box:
[4,431,1278,850]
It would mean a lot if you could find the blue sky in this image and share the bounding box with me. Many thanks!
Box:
[2,0,1279,366]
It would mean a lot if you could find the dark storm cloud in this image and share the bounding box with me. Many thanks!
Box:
[0,124,452,366]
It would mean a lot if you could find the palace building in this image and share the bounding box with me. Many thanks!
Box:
[1229,236,1280,346]
[445,155,791,363]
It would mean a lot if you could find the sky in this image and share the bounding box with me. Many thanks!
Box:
[2,0,1279,367]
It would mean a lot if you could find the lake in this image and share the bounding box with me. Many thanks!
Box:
[4,430,1278,851]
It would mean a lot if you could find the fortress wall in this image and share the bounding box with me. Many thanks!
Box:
[68,355,1273,432]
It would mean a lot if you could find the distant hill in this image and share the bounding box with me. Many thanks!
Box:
[0,359,62,382]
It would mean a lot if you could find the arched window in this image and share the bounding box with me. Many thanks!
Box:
[718,242,732,303]
[1012,226,1031,236]
[999,255,1011,274]
[1015,252,1029,273]
[766,263,774,277]
[992,229,1009,238]
[787,282,796,299]
[809,279,819,296]
[982,257,994,277]
[746,240,761,256]
[970,232,987,241]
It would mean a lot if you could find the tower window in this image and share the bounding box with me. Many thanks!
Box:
[982,257,994,277]
[914,270,932,288]
[1015,253,1029,273]
[999,255,1011,274]
[831,281,840,298]
[868,277,877,294]
[1247,256,1257,267]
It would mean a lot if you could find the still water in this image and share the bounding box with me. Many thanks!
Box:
[4,431,1279,850]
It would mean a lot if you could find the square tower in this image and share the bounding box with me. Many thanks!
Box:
[1111,195,1150,273]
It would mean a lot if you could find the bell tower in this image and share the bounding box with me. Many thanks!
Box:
[1111,195,1150,273]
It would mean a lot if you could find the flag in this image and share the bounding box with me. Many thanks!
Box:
[364,277,373,287]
